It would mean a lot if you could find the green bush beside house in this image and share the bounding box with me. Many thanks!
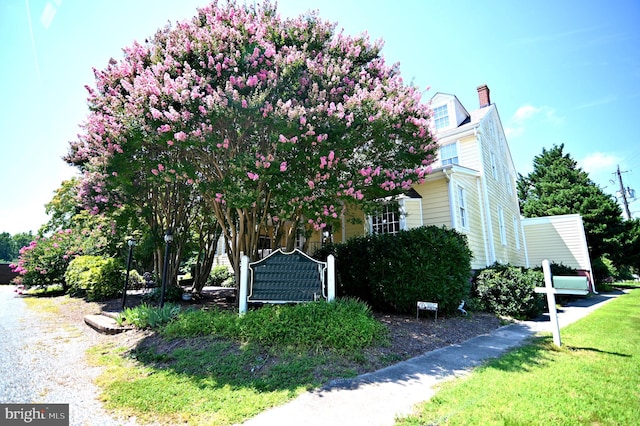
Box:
[316,226,473,315]
[65,255,123,301]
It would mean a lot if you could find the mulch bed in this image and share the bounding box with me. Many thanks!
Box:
[55,287,503,373]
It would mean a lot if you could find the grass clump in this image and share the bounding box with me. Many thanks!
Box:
[163,298,386,353]
[396,289,640,426]
[116,303,181,329]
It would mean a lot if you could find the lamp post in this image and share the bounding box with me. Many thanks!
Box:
[121,238,136,311]
[159,230,173,308]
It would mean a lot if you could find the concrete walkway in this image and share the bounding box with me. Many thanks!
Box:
[241,291,623,426]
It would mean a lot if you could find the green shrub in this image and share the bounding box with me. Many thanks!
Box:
[65,255,123,300]
[531,262,578,278]
[209,265,233,287]
[162,298,387,353]
[315,236,373,302]
[472,263,545,320]
[316,226,473,315]
[117,303,181,329]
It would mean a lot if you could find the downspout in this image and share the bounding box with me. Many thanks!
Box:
[442,168,455,228]
[520,217,530,268]
[340,201,347,243]
[476,176,490,266]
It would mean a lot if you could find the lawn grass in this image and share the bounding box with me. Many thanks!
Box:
[88,299,388,425]
[87,343,308,425]
[396,289,640,426]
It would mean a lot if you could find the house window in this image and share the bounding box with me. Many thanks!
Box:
[513,216,520,250]
[504,169,512,195]
[433,105,449,129]
[440,143,459,165]
[371,204,401,235]
[498,207,507,246]
[490,151,499,180]
[456,185,468,230]
[295,228,306,250]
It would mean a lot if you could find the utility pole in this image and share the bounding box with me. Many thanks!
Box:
[616,165,632,220]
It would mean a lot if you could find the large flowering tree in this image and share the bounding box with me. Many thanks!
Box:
[66,1,437,279]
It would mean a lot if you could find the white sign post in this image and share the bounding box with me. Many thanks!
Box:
[534,259,562,347]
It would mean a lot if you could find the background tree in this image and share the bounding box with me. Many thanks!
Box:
[65,1,437,283]
[0,232,15,262]
[11,232,34,259]
[40,178,84,235]
[618,218,640,275]
[0,232,34,262]
[517,144,625,265]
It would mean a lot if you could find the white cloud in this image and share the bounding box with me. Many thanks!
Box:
[507,104,564,138]
[513,105,542,123]
[579,152,619,175]
[40,2,57,29]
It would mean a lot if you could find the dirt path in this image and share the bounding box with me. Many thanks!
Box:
[0,285,138,425]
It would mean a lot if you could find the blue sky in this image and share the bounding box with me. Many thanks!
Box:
[1,0,639,235]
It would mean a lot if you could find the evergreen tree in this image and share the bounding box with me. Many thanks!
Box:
[517,144,625,262]
[0,232,15,262]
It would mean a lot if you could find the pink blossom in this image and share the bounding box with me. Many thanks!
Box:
[308,180,315,189]
[151,169,159,176]
[247,172,259,181]
[280,162,287,172]
[264,45,275,58]
[158,163,165,172]
[174,131,187,141]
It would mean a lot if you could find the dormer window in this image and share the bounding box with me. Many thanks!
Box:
[433,104,449,129]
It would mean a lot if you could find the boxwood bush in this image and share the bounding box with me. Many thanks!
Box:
[316,226,473,315]
[65,255,123,300]
[472,263,545,320]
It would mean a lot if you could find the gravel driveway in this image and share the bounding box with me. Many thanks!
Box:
[0,285,137,426]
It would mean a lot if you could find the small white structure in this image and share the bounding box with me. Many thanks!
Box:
[416,301,438,320]
[522,214,595,292]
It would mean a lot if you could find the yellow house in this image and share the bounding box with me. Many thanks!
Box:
[329,85,527,270]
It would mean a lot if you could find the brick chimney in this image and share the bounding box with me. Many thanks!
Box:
[477,84,491,108]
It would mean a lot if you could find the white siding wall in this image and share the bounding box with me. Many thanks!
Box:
[451,173,488,269]
[414,179,452,228]
[522,214,592,272]
[401,198,424,229]
[478,110,526,266]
